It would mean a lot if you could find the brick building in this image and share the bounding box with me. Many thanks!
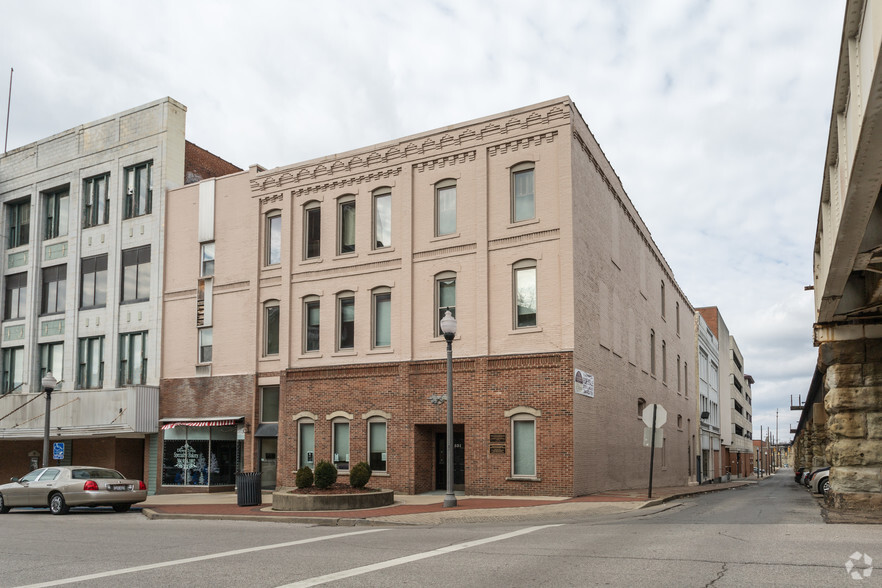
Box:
[160,97,697,496]
[0,98,238,488]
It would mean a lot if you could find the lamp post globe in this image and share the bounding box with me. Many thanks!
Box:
[440,310,457,508]
[41,372,57,468]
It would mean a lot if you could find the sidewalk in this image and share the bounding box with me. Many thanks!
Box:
[138,478,758,526]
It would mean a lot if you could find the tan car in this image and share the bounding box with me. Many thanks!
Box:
[0,466,147,515]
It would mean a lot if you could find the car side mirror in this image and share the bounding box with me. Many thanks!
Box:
[10,477,18,483]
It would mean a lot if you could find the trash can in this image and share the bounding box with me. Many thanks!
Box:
[236,472,261,507]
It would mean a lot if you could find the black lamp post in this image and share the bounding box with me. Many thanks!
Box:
[440,309,457,508]
[41,372,57,468]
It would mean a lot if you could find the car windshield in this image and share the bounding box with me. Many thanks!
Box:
[19,469,44,483]
[71,468,124,480]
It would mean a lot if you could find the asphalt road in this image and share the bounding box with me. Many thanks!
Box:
[1,469,878,587]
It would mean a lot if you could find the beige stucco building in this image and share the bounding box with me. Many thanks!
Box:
[160,97,697,496]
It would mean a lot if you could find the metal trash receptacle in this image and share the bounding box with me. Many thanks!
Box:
[236,472,261,507]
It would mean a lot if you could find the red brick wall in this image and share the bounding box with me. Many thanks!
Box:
[279,352,573,496]
[0,438,145,482]
[184,141,242,185]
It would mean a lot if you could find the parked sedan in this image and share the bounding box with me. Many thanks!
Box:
[0,466,147,515]
[810,467,831,496]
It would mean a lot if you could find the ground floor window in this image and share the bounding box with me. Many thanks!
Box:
[368,420,387,472]
[511,417,536,477]
[333,420,350,471]
[299,421,315,470]
[161,425,239,486]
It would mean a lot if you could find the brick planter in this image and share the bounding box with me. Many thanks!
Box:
[271,488,394,511]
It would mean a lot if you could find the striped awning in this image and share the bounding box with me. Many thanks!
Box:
[161,420,237,430]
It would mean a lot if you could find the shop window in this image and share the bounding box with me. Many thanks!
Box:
[373,189,391,249]
[161,424,238,487]
[44,188,69,240]
[511,162,535,222]
[83,173,110,228]
[77,336,104,389]
[41,264,66,315]
[124,161,152,219]
[119,331,148,386]
[299,420,315,470]
[304,201,321,259]
[1,347,24,394]
[333,420,350,470]
[304,297,320,353]
[435,179,457,236]
[513,259,537,328]
[80,254,107,309]
[7,198,30,248]
[368,420,387,473]
[4,272,27,320]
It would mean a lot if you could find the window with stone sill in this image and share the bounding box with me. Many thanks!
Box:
[511,162,535,223]
[511,413,536,478]
[368,419,387,473]
[43,188,69,240]
[7,198,30,249]
[124,161,152,219]
[298,419,315,470]
[4,272,27,320]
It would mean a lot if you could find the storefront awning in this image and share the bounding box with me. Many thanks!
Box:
[160,418,242,430]
[254,423,278,438]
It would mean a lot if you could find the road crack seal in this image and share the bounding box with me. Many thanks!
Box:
[706,562,727,587]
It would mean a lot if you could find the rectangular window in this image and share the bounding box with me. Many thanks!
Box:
[436,276,456,336]
[199,327,213,363]
[121,245,151,302]
[40,265,66,315]
[77,336,104,389]
[201,242,215,277]
[44,189,69,240]
[83,174,109,228]
[265,304,280,356]
[299,421,315,469]
[435,183,456,236]
[373,291,391,348]
[339,199,355,254]
[124,162,152,219]
[514,264,537,328]
[369,421,387,472]
[2,347,24,394]
[266,213,281,265]
[260,386,279,423]
[333,421,350,470]
[511,165,535,222]
[304,299,320,352]
[39,342,64,382]
[373,192,391,249]
[161,424,238,487]
[4,272,27,320]
[80,254,107,309]
[7,199,30,248]
[304,204,321,259]
[684,362,689,397]
[338,296,354,350]
[512,418,536,477]
[119,331,148,386]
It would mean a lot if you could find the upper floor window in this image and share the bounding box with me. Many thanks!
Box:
[372,288,391,348]
[44,188,69,240]
[337,293,355,350]
[119,331,148,386]
[338,197,356,254]
[676,301,680,335]
[435,180,457,236]
[661,340,667,383]
[511,162,535,223]
[121,245,151,303]
[4,272,27,320]
[684,362,689,397]
[303,297,320,353]
[435,272,456,336]
[260,386,280,423]
[39,342,63,383]
[77,336,104,389]
[266,212,281,266]
[513,259,537,328]
[40,264,67,315]
[304,201,321,259]
[660,281,666,319]
[201,242,215,277]
[80,254,107,309]
[373,190,391,249]
[7,199,30,249]
[124,162,152,219]
[198,327,213,363]
[264,301,280,356]
[677,355,682,391]
[650,330,656,376]
[2,347,24,394]
[83,174,109,228]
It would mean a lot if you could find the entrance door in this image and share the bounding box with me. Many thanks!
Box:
[259,438,277,490]
[435,432,464,491]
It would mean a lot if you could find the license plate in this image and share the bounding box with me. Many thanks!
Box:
[108,484,130,491]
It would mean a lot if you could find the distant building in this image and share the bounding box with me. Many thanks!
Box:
[159,97,698,496]
[0,98,239,487]
[696,307,754,478]
[695,312,721,482]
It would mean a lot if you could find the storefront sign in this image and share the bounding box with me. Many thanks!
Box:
[574,369,595,397]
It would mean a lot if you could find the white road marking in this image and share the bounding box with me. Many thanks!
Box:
[278,524,563,587]
[16,528,388,588]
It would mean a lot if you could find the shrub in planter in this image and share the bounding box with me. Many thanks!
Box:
[314,460,338,489]
[295,466,314,489]
[349,462,372,488]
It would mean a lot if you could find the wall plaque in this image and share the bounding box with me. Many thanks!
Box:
[489,433,506,443]
[489,445,506,454]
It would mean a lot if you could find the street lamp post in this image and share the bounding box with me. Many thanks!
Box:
[41,372,57,468]
[440,310,457,508]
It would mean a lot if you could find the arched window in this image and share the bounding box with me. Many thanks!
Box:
[513,259,537,328]
[303,295,320,353]
[637,398,646,418]
[337,195,356,254]
[435,179,457,236]
[265,209,281,266]
[337,291,355,350]
[372,286,391,348]
[303,200,321,259]
[435,271,456,336]
[372,188,391,249]
[505,406,540,478]
[511,162,535,222]
[263,300,280,356]
[650,330,656,376]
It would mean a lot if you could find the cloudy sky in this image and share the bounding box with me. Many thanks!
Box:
[1,1,845,442]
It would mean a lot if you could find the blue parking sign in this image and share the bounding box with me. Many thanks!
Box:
[53,442,64,460]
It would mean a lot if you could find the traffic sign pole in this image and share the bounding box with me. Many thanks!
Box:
[648,404,657,499]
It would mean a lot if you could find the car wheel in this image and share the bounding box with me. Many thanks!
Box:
[822,478,831,497]
[0,493,9,514]
[112,504,132,513]
[49,493,69,515]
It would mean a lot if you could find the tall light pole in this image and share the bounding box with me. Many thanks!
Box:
[41,372,57,468]
[440,310,457,508]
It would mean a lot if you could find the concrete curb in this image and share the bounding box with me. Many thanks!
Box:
[640,480,756,509]
[141,508,410,527]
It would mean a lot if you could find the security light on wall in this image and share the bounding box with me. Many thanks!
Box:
[700,411,710,420]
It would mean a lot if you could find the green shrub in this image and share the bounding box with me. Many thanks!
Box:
[295,466,314,489]
[349,462,372,488]
[314,460,338,489]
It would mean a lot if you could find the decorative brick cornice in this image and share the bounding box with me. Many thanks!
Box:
[487,131,557,157]
[488,229,559,251]
[289,167,402,199]
[414,151,476,173]
[292,258,402,282]
[287,362,402,381]
[488,353,565,371]
[214,280,250,294]
[260,192,284,205]
[413,243,477,262]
